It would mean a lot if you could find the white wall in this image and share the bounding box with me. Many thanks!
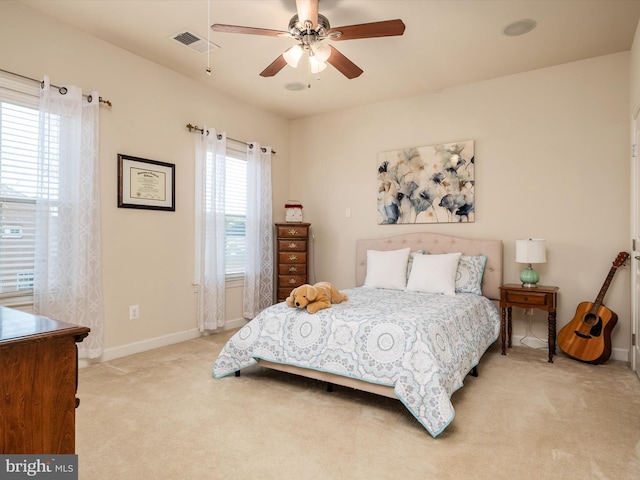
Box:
[631,20,640,113]
[290,52,632,359]
[0,1,290,358]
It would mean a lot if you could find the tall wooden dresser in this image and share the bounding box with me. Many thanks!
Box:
[0,306,90,454]
[275,222,311,302]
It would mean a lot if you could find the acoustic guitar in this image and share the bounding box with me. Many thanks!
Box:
[557,251,629,364]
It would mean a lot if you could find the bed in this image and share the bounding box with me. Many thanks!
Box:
[212,232,502,437]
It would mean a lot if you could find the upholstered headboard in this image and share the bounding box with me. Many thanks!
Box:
[356,232,503,301]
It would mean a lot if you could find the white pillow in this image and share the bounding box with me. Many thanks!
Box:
[406,253,462,295]
[364,247,411,290]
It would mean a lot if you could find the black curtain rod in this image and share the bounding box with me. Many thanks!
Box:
[0,68,112,107]
[185,123,275,155]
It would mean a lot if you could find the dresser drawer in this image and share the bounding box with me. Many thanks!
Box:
[277,225,309,239]
[279,252,307,264]
[279,264,307,275]
[504,290,549,307]
[275,223,311,304]
[278,275,307,288]
[278,239,307,252]
[278,287,297,301]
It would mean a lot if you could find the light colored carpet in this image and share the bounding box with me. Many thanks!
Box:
[76,331,640,479]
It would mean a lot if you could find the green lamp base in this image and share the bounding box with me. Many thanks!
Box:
[520,264,539,288]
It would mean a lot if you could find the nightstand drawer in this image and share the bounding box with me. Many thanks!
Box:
[504,290,549,307]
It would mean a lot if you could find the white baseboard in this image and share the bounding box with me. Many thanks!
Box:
[511,335,629,363]
[79,317,247,368]
[81,322,628,369]
[611,347,629,363]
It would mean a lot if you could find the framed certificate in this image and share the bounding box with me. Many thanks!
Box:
[117,154,175,211]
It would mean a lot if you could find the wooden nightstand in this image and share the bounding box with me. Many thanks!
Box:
[499,283,559,363]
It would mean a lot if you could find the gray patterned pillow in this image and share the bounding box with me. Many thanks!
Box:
[406,250,425,280]
[455,255,487,295]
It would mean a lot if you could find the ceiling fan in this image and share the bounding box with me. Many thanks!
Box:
[211,0,405,79]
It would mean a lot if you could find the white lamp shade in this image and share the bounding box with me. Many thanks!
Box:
[283,45,303,68]
[515,239,547,264]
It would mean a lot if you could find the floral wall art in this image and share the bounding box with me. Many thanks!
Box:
[377,140,475,224]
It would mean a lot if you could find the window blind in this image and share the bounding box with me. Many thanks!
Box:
[225,152,247,278]
[0,74,39,297]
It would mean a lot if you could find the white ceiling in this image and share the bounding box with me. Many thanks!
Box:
[19,0,640,120]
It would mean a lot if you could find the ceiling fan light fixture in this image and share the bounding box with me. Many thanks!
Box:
[313,43,331,62]
[309,56,327,73]
[288,14,331,37]
[213,2,404,80]
[283,45,303,67]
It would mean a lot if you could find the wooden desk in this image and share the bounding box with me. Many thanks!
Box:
[499,284,559,363]
[0,306,89,453]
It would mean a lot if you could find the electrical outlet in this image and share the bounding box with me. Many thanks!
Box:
[129,305,139,320]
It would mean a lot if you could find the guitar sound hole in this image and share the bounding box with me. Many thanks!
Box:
[583,312,598,326]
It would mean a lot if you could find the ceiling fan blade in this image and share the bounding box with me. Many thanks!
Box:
[326,46,363,79]
[260,55,288,77]
[330,19,406,41]
[212,24,288,37]
[296,0,319,29]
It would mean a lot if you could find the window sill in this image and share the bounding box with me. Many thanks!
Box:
[0,293,34,309]
[225,277,244,289]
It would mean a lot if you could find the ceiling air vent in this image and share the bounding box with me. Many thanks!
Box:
[171,30,220,54]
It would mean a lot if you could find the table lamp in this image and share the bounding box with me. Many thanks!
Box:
[515,238,546,287]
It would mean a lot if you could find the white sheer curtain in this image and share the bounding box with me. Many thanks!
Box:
[243,143,273,319]
[34,76,104,359]
[195,128,227,331]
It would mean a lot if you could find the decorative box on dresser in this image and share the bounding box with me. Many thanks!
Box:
[0,306,90,454]
[275,222,311,303]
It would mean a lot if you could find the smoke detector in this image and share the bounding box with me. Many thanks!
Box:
[171,30,220,54]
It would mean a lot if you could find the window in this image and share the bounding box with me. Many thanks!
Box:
[196,139,249,285]
[224,147,247,279]
[0,91,40,302]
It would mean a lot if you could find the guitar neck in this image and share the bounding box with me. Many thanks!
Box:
[591,266,619,312]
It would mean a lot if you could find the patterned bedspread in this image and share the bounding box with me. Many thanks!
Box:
[212,287,500,437]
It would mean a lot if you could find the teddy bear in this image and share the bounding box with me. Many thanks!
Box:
[285,281,348,314]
